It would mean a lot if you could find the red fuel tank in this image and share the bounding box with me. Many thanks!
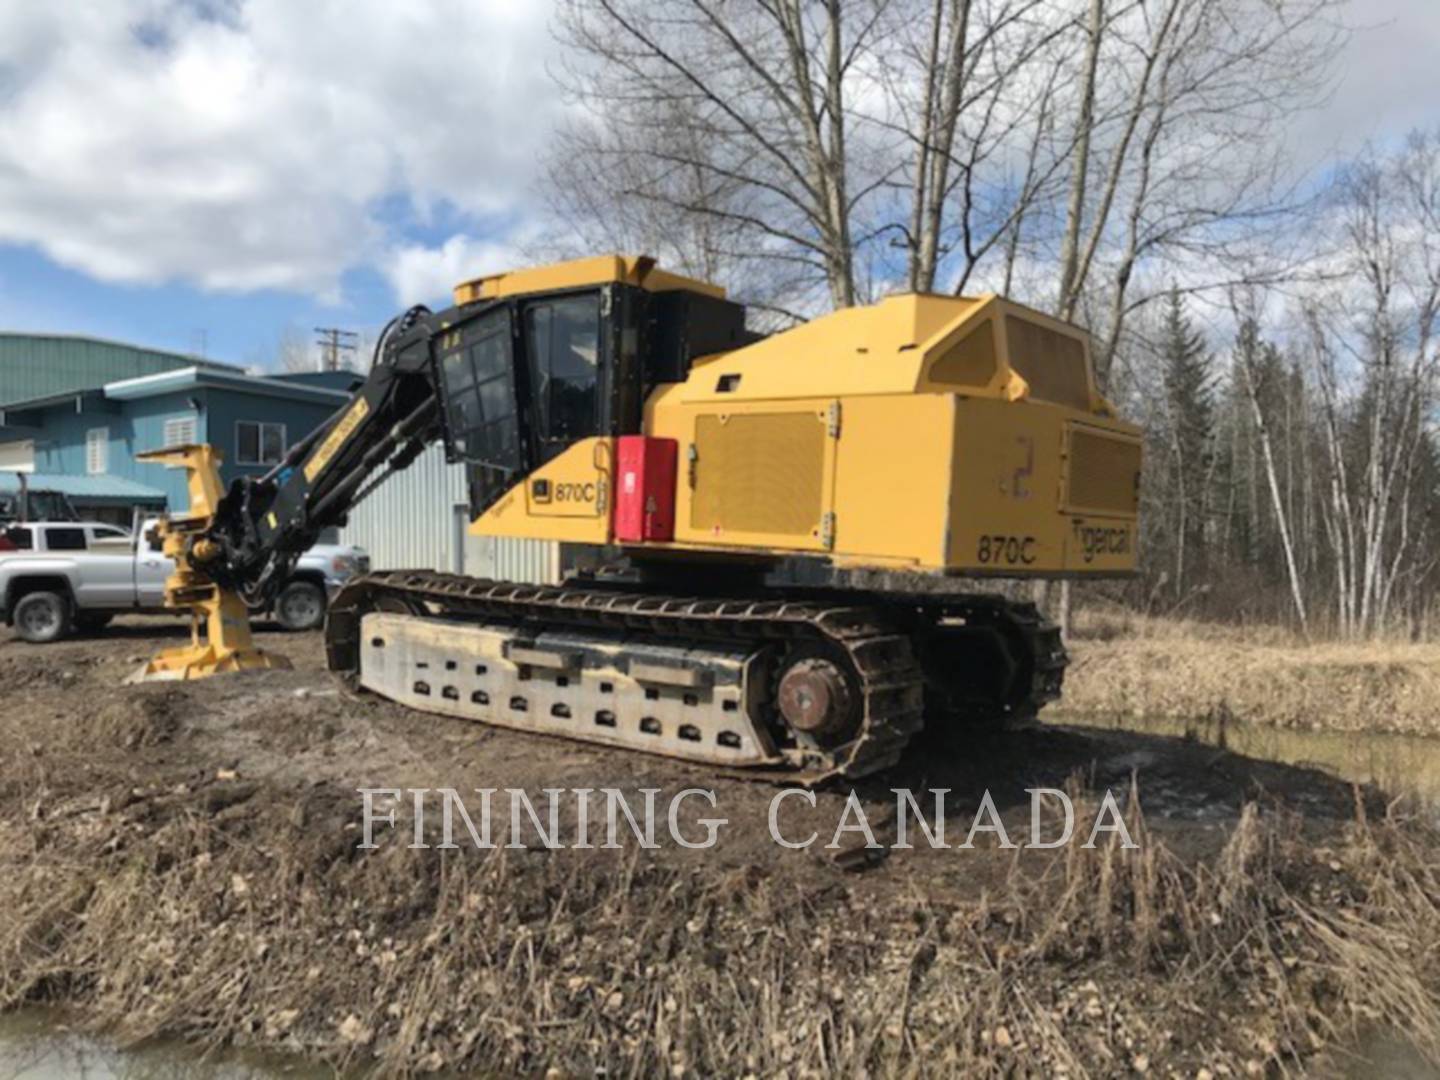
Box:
[614,435,678,543]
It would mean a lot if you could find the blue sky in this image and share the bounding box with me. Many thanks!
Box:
[0,0,1436,371]
[0,244,397,366]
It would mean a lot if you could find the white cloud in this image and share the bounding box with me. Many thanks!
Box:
[0,0,556,298]
[385,234,531,307]
[1287,0,1440,163]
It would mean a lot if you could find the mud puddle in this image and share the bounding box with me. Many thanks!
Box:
[0,1010,326,1079]
[1058,710,1440,803]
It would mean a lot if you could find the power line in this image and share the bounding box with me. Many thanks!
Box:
[314,327,359,372]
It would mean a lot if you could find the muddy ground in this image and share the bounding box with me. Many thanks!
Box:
[1,617,1438,1076]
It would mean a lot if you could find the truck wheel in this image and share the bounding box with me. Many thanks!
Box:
[275,580,327,631]
[13,591,71,644]
[75,612,113,634]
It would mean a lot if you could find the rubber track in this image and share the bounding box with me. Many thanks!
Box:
[326,570,928,783]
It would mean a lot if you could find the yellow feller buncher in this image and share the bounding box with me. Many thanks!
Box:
[135,255,1141,782]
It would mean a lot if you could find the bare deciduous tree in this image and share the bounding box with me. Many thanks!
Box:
[276,325,314,373]
[1303,135,1440,637]
[550,0,898,313]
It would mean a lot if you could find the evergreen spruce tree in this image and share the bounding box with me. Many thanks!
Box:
[1160,289,1215,595]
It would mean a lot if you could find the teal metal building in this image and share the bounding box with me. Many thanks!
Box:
[0,332,238,407]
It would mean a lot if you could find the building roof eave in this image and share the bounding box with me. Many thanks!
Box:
[102,366,354,405]
[0,389,116,427]
[0,471,168,503]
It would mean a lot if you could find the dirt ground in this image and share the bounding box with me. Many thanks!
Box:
[1,616,1438,1076]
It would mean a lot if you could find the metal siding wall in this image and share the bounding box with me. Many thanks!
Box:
[339,443,465,571]
[465,532,561,585]
[339,443,560,583]
[0,335,214,406]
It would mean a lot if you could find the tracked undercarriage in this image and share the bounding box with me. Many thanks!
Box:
[326,570,1067,784]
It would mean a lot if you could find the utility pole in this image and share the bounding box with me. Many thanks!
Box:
[313,327,359,372]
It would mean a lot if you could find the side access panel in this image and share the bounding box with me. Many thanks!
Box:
[828,394,953,568]
[1058,421,1142,572]
[673,401,840,553]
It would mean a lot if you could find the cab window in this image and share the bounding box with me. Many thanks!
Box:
[524,293,601,452]
[3,526,32,550]
[45,527,87,551]
[87,525,130,548]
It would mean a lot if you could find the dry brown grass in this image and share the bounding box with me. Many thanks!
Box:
[1,773,1437,1076]
[1071,600,1440,647]
[1063,614,1440,736]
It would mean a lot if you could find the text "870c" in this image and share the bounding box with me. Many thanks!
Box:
[976,534,1036,565]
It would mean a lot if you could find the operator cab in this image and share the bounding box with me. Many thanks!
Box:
[430,255,755,516]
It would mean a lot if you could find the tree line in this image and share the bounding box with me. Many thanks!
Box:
[1120,133,1440,639]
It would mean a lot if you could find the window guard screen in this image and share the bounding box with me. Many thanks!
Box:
[439,308,521,474]
[1005,316,1091,409]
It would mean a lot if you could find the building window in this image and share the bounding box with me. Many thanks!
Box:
[86,427,109,474]
[0,439,34,472]
[236,421,286,466]
[163,414,198,448]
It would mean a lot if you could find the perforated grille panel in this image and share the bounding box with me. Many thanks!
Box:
[928,319,996,387]
[1066,427,1141,515]
[1006,316,1090,409]
[691,412,826,537]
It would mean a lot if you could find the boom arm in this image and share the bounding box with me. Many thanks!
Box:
[207,305,442,604]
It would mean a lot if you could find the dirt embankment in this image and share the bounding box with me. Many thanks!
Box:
[1,618,1438,1075]
[1063,618,1440,736]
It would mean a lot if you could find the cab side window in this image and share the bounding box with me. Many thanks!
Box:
[87,525,130,548]
[45,527,87,551]
[524,294,602,453]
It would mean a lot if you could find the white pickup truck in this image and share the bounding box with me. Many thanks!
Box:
[0,519,369,643]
